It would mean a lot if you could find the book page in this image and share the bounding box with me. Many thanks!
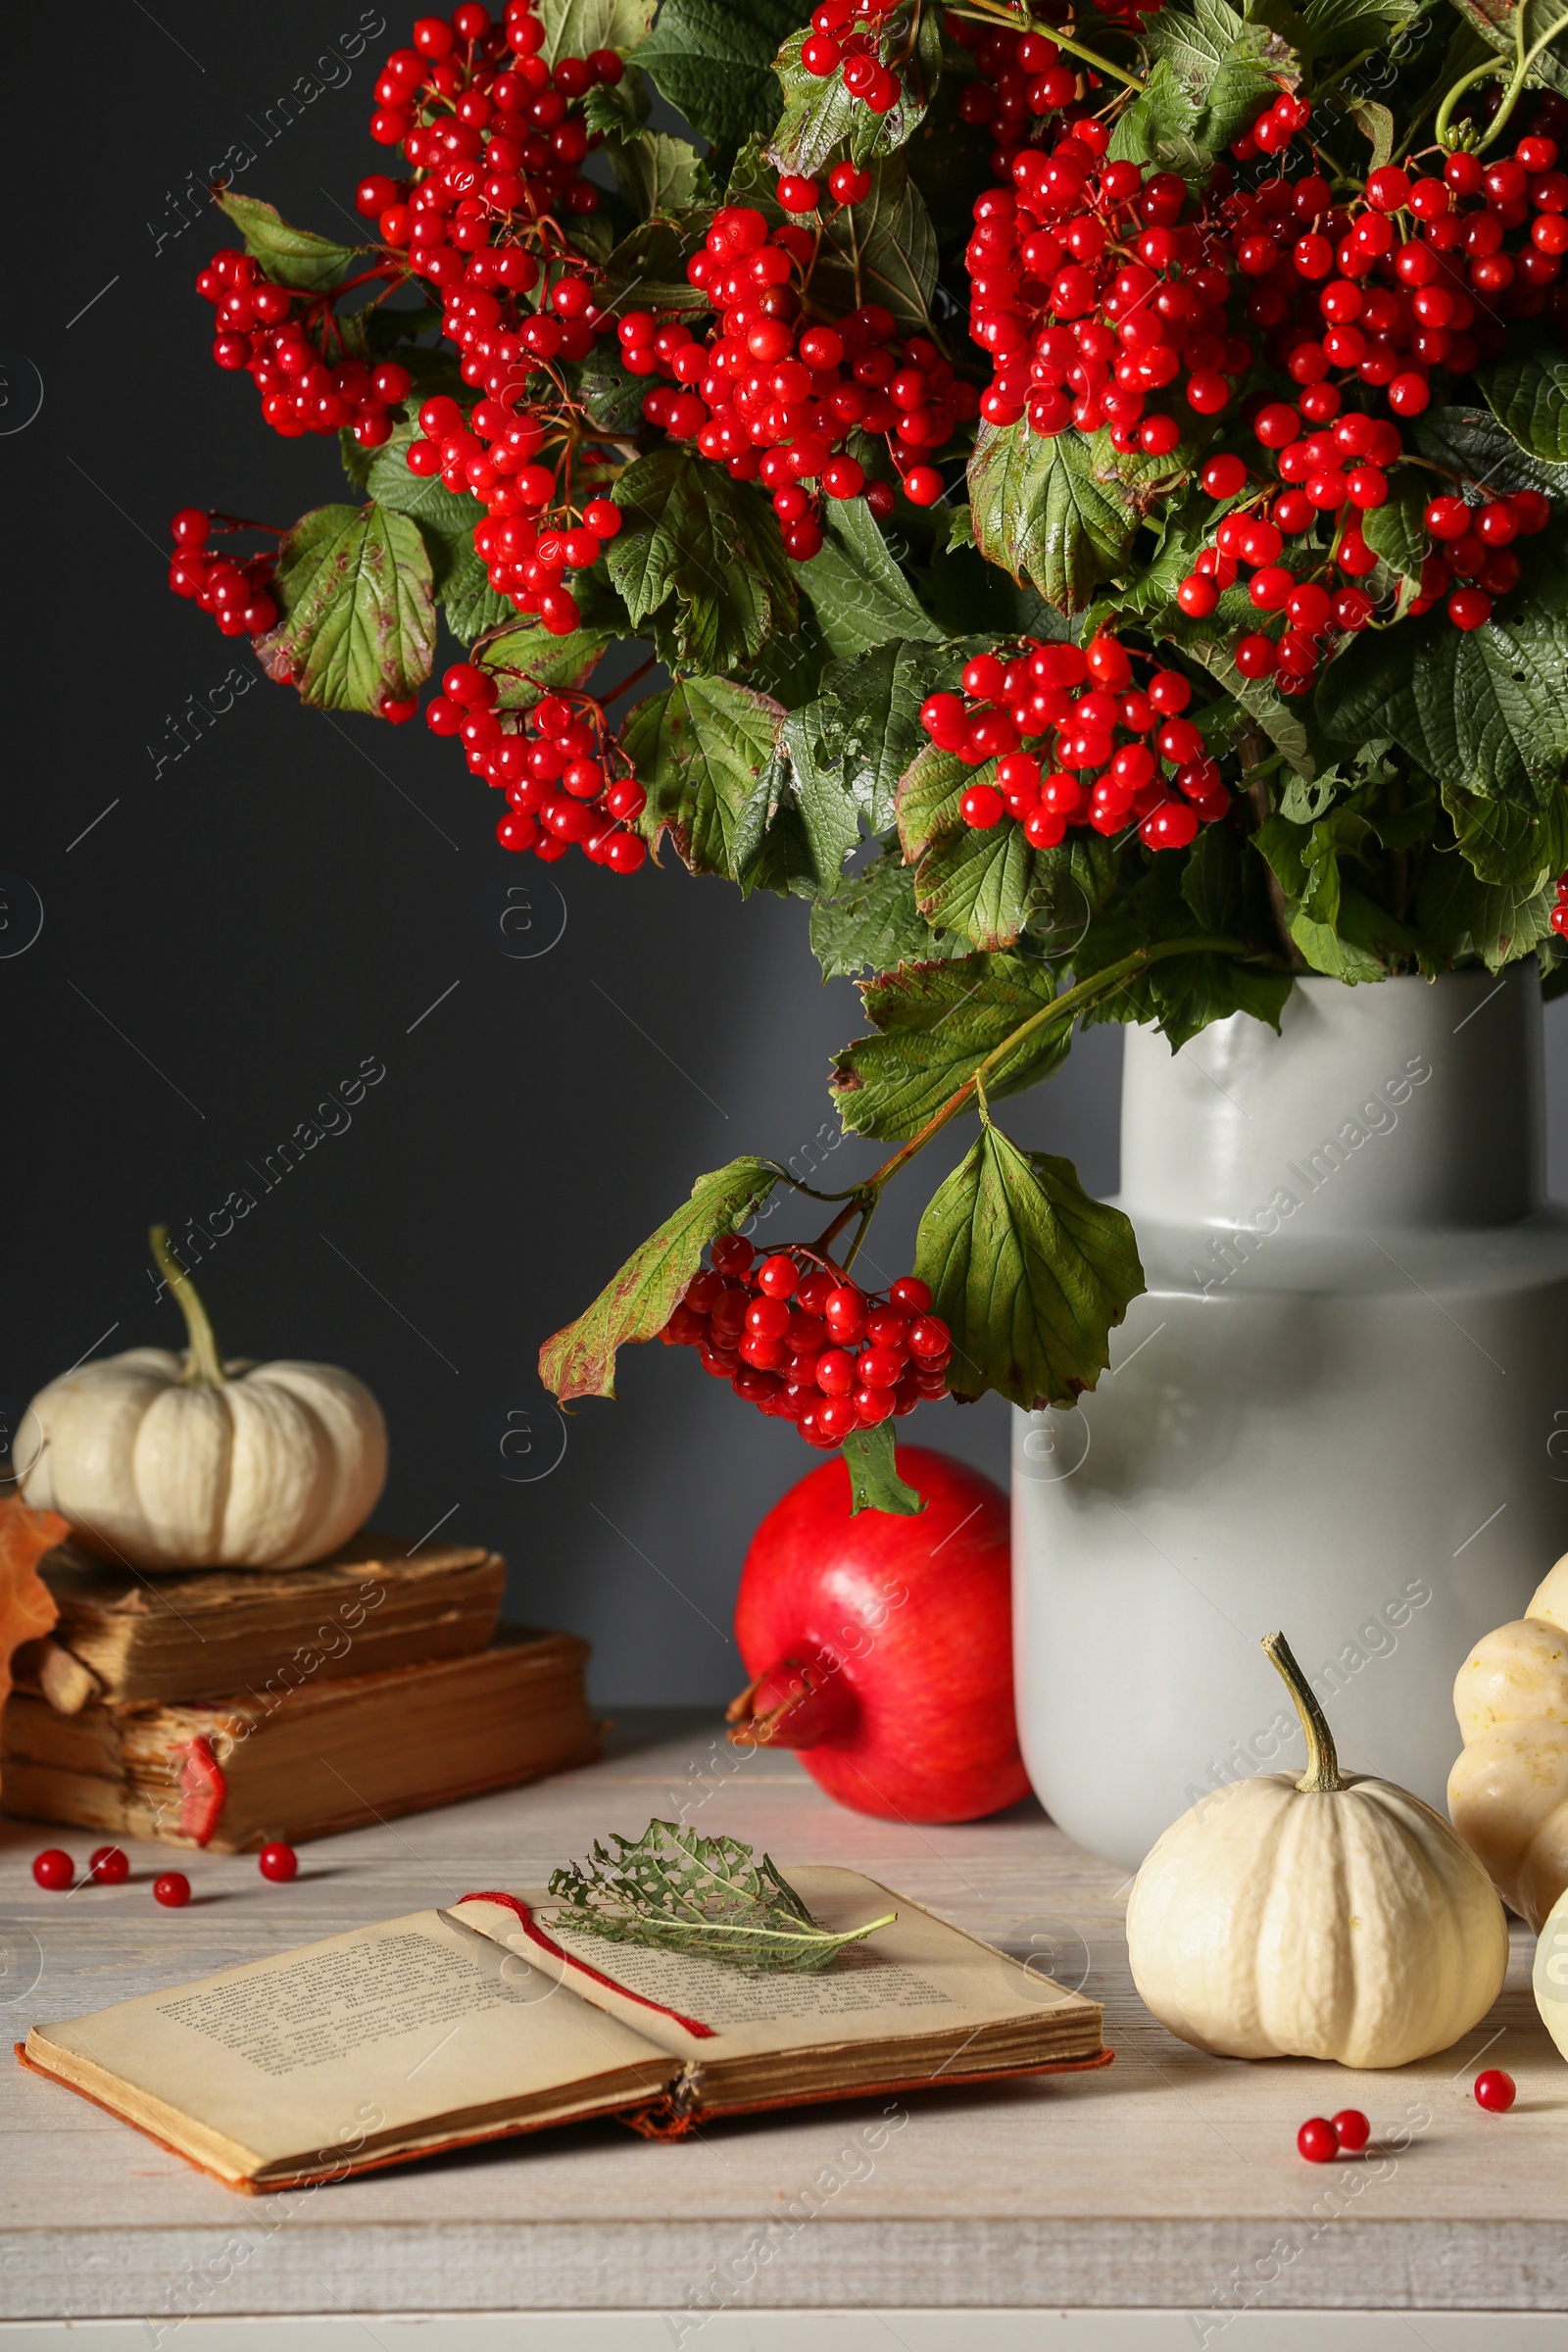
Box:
[28,1906,669,2173]
[452,1866,1097,2061]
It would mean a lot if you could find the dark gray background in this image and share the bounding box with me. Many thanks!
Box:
[7,2,1568,1708]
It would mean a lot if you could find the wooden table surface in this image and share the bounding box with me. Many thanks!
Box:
[2,1709,1564,2328]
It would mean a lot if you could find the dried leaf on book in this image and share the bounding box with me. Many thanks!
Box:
[548,1818,896,1972]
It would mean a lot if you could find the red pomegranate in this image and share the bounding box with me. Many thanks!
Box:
[727,1446,1029,1823]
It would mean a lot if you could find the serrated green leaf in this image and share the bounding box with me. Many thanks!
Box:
[769,5,943,176]
[968,420,1139,613]
[1316,533,1568,806]
[1106,57,1210,180]
[636,0,813,174]
[808,842,969,978]
[733,704,860,901]
[540,1159,778,1402]
[840,1424,925,1517]
[595,216,710,317]
[1443,780,1568,888]
[536,0,656,68]
[914,1125,1145,1410]
[1361,468,1428,593]
[1414,405,1568,499]
[1144,0,1296,151]
[547,1819,895,1968]
[474,621,615,711]
[912,818,1047,952]
[364,418,504,639]
[1416,849,1557,971]
[610,449,797,671]
[214,191,368,293]
[796,499,943,659]
[622,676,787,878]
[816,638,967,829]
[831,955,1073,1140]
[727,140,938,330]
[257,503,433,713]
[604,128,709,217]
[1476,348,1568,465]
[1300,0,1416,53]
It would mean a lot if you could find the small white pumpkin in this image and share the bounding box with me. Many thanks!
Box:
[20,1228,386,1571]
[1447,1555,1568,1933]
[1127,1631,1508,2068]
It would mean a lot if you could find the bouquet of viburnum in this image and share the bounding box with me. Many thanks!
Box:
[169,0,1568,1511]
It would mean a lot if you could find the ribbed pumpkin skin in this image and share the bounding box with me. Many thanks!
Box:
[1126,1771,1509,2067]
[21,1348,387,1570]
[1449,1555,1568,1933]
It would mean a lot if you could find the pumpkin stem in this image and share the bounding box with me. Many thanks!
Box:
[1262,1629,1344,1793]
[149,1225,226,1388]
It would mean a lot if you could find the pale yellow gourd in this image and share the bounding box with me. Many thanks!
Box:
[1448,1555,1568,1933]
[1128,1631,1508,2067]
[19,1229,386,1571]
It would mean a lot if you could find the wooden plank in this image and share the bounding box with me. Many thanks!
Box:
[2,1710,1565,2323]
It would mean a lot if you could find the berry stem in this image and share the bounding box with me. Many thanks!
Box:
[149,1225,226,1388]
[943,0,1146,91]
[1262,1630,1345,1793]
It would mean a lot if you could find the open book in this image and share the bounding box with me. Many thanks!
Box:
[20,1867,1107,2189]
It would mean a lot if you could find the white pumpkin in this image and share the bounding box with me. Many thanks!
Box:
[19,1229,386,1571]
[1127,1631,1508,2068]
[1447,1555,1568,1933]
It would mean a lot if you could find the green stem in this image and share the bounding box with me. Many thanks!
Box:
[944,0,1146,90]
[858,934,1259,1200]
[1261,1630,1345,1793]
[149,1225,226,1387]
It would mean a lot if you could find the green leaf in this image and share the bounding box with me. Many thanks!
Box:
[257,503,434,713]
[1347,96,1396,169]
[596,216,710,317]
[894,743,1049,950]
[816,638,967,829]
[539,1158,778,1402]
[364,418,507,639]
[808,841,969,978]
[572,338,652,434]
[475,621,616,711]
[732,705,860,901]
[1074,849,1290,1046]
[831,955,1073,1140]
[840,1424,925,1517]
[622,676,787,878]
[769,5,943,176]
[636,0,813,175]
[1449,0,1568,96]
[605,128,709,217]
[1316,533,1568,806]
[547,1820,895,1971]
[1144,0,1297,152]
[1106,57,1210,180]
[1443,780,1568,888]
[610,449,797,671]
[1360,468,1429,598]
[1414,405,1568,500]
[1476,348,1568,465]
[214,191,368,293]
[968,420,1139,613]
[1175,631,1321,778]
[818,155,938,328]
[435,546,513,644]
[1299,0,1416,54]
[914,1124,1146,1410]
[1416,848,1557,972]
[1253,809,1416,980]
[796,499,943,659]
[536,0,656,69]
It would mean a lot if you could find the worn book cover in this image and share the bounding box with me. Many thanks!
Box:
[20,1867,1108,2186]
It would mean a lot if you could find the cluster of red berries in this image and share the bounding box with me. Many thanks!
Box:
[1297,2107,1371,2162]
[425,663,647,867]
[363,2,612,253]
[1551,870,1568,937]
[950,18,1087,176]
[167,510,279,640]
[30,1841,297,1898]
[653,200,977,524]
[200,247,413,449]
[1233,89,1313,164]
[406,394,619,635]
[921,631,1227,851]
[662,1236,954,1446]
[967,145,1247,451]
[800,0,908,115]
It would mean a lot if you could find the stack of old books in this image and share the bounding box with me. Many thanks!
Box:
[3,1534,599,1852]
